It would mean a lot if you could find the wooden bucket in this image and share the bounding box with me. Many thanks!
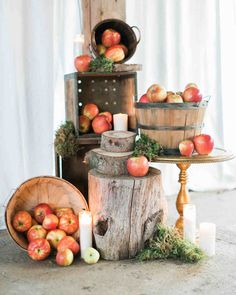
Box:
[5,176,88,250]
[91,18,141,63]
[135,101,208,154]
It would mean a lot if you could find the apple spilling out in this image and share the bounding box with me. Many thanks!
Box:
[79,103,113,135]
[74,55,92,72]
[179,134,214,157]
[138,82,204,104]
[126,156,149,177]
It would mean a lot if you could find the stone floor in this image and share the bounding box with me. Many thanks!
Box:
[1,190,236,295]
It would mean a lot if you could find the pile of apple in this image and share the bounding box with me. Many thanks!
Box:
[79,103,112,134]
[139,83,203,103]
[12,203,99,266]
[179,134,214,157]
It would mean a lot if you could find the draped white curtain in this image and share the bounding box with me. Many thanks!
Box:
[126,0,236,194]
[1,0,236,228]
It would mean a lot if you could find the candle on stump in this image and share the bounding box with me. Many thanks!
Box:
[183,204,196,243]
[73,34,84,57]
[113,113,128,131]
[199,222,216,256]
[79,210,92,259]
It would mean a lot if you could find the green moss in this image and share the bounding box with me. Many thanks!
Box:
[89,56,114,73]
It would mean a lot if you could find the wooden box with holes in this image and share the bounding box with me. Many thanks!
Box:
[55,71,138,197]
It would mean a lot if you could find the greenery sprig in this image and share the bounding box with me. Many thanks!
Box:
[133,134,163,161]
[137,224,205,263]
[54,121,80,158]
[89,56,114,73]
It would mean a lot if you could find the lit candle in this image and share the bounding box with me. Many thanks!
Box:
[183,204,196,243]
[113,113,128,131]
[199,222,216,256]
[79,210,92,259]
[73,34,84,57]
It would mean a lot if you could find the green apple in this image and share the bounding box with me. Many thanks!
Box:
[83,247,100,264]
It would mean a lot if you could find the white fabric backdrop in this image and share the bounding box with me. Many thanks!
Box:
[1,0,236,227]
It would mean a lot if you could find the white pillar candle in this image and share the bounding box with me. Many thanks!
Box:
[113,113,128,131]
[79,210,92,259]
[183,204,196,243]
[73,34,84,57]
[199,222,216,256]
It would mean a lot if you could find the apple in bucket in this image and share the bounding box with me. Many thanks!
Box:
[183,87,202,103]
[46,229,67,249]
[27,225,47,242]
[42,214,59,230]
[74,54,92,72]
[34,203,53,224]
[28,238,51,261]
[54,207,74,219]
[102,29,121,48]
[166,94,183,103]
[105,46,125,62]
[139,94,149,103]
[57,236,80,255]
[13,211,32,232]
[193,134,214,155]
[146,84,167,102]
[58,214,79,235]
[127,156,149,177]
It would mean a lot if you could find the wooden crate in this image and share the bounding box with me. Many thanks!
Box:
[65,71,138,144]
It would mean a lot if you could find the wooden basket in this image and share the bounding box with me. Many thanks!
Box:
[135,101,208,154]
[91,18,141,63]
[5,176,88,250]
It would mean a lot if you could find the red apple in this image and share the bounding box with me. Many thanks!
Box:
[74,54,92,72]
[110,44,128,56]
[185,83,198,89]
[183,87,202,103]
[105,46,125,62]
[57,236,80,255]
[27,225,47,242]
[34,203,53,224]
[127,156,149,177]
[97,44,106,55]
[79,115,91,134]
[42,214,59,230]
[102,29,121,48]
[56,249,74,266]
[82,103,99,120]
[179,140,194,157]
[58,214,79,235]
[54,208,74,219]
[193,134,214,155]
[166,94,183,103]
[28,238,51,261]
[46,229,67,249]
[139,94,149,103]
[146,84,167,102]
[13,211,32,232]
[92,115,112,134]
[99,111,113,123]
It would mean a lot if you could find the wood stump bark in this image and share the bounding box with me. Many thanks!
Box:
[88,168,168,260]
[101,131,136,153]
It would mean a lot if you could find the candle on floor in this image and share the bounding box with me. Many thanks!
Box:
[73,34,84,57]
[199,222,216,256]
[113,113,128,131]
[183,204,196,243]
[79,210,92,259]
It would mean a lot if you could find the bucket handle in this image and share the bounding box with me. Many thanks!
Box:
[131,26,141,44]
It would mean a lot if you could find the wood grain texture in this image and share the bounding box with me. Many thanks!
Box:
[101,131,136,152]
[85,148,132,176]
[113,64,142,72]
[5,176,88,250]
[88,168,167,260]
[65,76,79,131]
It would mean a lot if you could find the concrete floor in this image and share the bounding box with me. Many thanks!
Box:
[1,190,236,295]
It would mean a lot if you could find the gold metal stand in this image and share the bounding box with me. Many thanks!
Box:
[153,148,234,232]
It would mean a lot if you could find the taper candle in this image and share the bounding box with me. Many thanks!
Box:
[183,204,196,243]
[73,34,84,57]
[79,210,92,259]
[199,222,216,256]
[113,113,128,131]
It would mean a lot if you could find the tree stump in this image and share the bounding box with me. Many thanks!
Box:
[88,168,168,260]
[101,131,136,153]
[85,148,132,176]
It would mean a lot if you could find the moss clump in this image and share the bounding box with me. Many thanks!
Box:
[137,224,205,263]
[89,56,114,73]
[54,121,80,158]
